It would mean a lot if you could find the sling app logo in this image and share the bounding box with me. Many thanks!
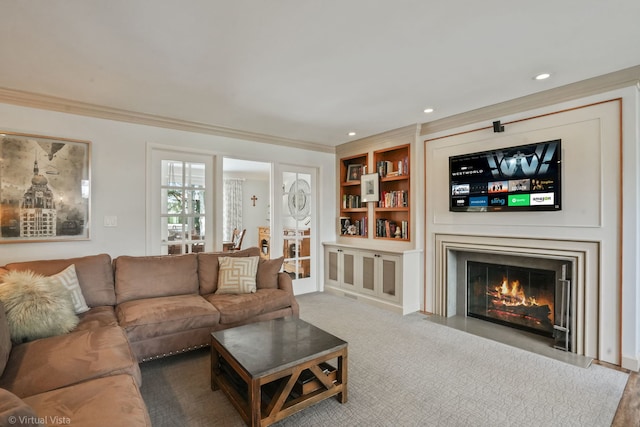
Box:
[489,196,507,206]
[508,194,529,206]
[530,192,554,206]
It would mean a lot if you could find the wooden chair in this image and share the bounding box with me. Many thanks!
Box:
[231,229,246,251]
[223,228,246,252]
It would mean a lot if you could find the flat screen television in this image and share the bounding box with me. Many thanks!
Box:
[449,139,561,212]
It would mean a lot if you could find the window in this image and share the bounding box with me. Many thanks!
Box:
[148,148,214,255]
[161,160,206,254]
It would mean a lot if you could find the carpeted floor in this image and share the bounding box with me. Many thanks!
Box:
[140,292,628,426]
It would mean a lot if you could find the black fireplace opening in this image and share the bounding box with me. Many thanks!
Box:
[467,261,556,338]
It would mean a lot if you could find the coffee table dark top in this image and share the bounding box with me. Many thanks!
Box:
[211,317,347,378]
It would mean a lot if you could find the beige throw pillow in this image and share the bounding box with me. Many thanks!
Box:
[49,264,90,314]
[216,256,259,294]
[0,270,78,343]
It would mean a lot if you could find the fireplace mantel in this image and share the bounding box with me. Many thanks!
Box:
[433,234,600,358]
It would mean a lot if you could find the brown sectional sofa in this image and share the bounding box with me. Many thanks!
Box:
[0,247,299,426]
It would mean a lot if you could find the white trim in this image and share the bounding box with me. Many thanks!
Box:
[419,65,640,136]
[0,87,335,154]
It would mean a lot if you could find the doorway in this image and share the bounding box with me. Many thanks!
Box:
[222,158,271,253]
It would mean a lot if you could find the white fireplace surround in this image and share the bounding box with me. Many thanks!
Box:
[434,234,600,358]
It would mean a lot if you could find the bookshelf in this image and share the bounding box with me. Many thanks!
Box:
[373,144,410,241]
[339,153,368,238]
[328,129,419,315]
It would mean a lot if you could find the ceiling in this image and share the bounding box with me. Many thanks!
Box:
[1,1,639,147]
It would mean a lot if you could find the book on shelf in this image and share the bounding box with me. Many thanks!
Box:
[342,194,361,209]
[377,156,409,178]
[376,219,408,239]
[378,190,408,208]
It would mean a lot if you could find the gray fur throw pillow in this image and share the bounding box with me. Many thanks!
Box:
[0,270,79,343]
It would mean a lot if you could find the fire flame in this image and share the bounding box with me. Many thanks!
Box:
[496,279,539,306]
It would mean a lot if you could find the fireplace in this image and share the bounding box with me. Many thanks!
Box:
[467,262,556,337]
[433,234,601,362]
[459,254,573,351]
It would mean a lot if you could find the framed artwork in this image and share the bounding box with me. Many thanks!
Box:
[346,164,363,182]
[0,131,91,243]
[361,172,380,202]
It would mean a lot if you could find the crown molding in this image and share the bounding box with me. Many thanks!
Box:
[0,87,335,154]
[337,123,420,156]
[420,65,640,136]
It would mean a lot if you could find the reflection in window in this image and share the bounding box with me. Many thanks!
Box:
[282,172,311,279]
[161,160,206,255]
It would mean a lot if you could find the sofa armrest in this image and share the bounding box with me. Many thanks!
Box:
[277,272,299,317]
[0,388,42,426]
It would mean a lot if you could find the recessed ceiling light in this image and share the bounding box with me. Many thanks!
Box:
[423,108,435,114]
[534,73,551,80]
[348,131,356,137]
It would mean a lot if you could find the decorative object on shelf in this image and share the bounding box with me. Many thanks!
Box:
[0,131,91,243]
[360,172,380,203]
[287,178,311,220]
[346,164,363,182]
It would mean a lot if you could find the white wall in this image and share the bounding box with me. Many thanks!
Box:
[222,173,270,249]
[0,103,336,294]
[422,86,640,370]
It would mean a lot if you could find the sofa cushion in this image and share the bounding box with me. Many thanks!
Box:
[74,306,118,332]
[197,247,260,294]
[116,294,220,342]
[0,326,140,398]
[205,288,293,324]
[0,303,11,377]
[0,388,41,427]
[24,374,151,427]
[4,254,116,307]
[114,254,198,304]
[256,256,285,289]
[215,256,259,294]
[0,270,78,343]
[49,264,90,314]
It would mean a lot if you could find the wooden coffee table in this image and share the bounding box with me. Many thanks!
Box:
[210,317,348,427]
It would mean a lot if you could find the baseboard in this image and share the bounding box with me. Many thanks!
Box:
[323,286,404,315]
[621,355,640,372]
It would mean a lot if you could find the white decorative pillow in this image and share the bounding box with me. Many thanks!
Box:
[49,264,90,314]
[0,270,79,343]
[215,256,259,294]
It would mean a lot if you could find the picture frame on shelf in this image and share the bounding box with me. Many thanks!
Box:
[0,131,91,243]
[346,164,363,182]
[361,172,380,202]
[339,217,351,235]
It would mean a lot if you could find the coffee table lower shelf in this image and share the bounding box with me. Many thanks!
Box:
[211,347,347,427]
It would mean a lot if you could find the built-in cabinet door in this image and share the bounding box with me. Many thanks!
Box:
[360,252,377,296]
[324,246,357,291]
[358,252,401,301]
[341,248,357,291]
[325,246,340,288]
[378,253,401,302]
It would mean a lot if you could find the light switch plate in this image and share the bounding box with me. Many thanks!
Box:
[104,216,118,227]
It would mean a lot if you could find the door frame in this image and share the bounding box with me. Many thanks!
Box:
[275,163,318,295]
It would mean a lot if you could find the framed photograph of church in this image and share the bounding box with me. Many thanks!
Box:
[0,131,91,243]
